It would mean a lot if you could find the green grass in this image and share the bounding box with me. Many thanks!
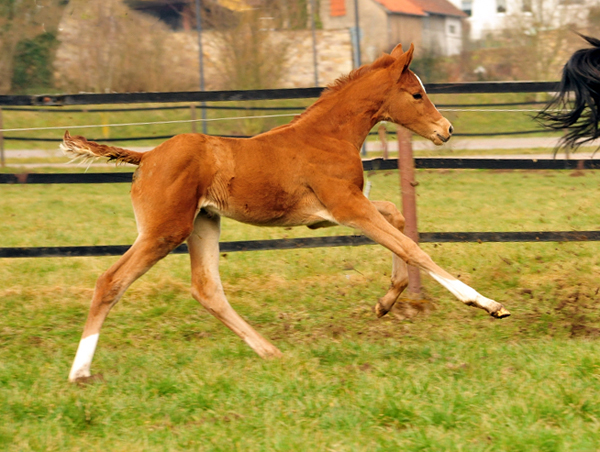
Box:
[1,169,600,450]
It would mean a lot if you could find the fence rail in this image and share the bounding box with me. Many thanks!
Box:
[0,82,561,107]
[1,129,558,143]
[1,158,599,185]
[0,99,549,113]
[2,231,599,259]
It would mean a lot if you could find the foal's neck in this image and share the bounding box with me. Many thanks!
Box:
[295,74,390,151]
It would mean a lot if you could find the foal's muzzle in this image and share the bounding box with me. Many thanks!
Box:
[434,123,453,144]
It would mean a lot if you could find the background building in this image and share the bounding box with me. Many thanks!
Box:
[447,0,600,40]
[320,0,467,64]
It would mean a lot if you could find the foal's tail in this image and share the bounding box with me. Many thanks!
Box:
[535,34,600,151]
[60,131,144,165]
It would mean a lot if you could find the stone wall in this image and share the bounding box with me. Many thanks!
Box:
[55,22,354,92]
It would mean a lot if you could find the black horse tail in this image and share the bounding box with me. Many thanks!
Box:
[535,34,600,152]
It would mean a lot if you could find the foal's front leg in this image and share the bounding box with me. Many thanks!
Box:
[322,185,510,318]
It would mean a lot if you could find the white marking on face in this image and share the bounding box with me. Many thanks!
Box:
[415,74,426,93]
[68,333,99,381]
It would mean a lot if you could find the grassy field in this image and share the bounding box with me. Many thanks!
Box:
[1,168,600,451]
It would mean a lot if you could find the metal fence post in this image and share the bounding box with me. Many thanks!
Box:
[397,125,421,295]
[190,105,197,133]
[0,107,4,168]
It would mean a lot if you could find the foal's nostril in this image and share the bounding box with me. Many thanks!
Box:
[448,125,454,135]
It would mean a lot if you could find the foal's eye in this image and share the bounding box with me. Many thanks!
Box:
[413,93,423,100]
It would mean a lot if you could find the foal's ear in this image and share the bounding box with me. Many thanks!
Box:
[400,43,415,71]
[390,43,403,58]
[391,43,415,79]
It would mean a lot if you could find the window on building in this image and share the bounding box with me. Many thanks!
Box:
[449,24,456,34]
[522,0,532,12]
[461,0,472,16]
[330,0,346,17]
[497,0,507,13]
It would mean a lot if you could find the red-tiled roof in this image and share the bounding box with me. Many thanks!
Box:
[372,0,426,16]
[414,0,467,17]
[373,0,467,17]
[330,0,347,16]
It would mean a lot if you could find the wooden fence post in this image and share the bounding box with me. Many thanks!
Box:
[0,107,4,168]
[378,124,388,159]
[397,125,421,295]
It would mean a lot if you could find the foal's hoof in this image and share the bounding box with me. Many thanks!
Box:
[374,302,389,318]
[491,307,511,319]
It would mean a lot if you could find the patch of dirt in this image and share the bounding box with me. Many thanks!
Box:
[553,288,600,338]
[390,297,435,320]
[325,324,347,339]
[570,322,600,338]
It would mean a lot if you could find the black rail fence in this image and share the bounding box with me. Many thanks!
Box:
[0,81,560,107]
[2,158,600,186]
[1,81,598,259]
[2,231,599,259]
[0,81,561,144]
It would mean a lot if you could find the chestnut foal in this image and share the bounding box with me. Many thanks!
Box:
[62,44,510,382]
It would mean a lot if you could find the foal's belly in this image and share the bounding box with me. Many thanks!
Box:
[202,191,337,228]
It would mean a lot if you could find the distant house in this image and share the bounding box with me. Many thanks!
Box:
[125,0,249,30]
[447,0,599,40]
[321,0,467,63]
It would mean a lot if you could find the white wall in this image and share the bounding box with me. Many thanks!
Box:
[448,0,598,41]
[422,15,464,56]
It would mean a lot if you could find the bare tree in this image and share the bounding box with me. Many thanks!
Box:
[500,0,595,80]
[208,6,291,135]
[55,0,188,93]
[211,7,289,91]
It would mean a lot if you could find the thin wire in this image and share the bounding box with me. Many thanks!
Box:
[0,109,568,133]
[0,113,297,133]
[439,108,564,112]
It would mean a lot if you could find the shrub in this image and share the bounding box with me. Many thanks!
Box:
[11,32,58,93]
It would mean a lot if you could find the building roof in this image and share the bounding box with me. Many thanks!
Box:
[373,0,467,18]
[373,0,426,16]
[414,0,467,17]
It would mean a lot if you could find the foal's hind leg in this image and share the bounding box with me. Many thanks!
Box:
[68,232,188,382]
[319,183,510,318]
[371,201,410,318]
[188,211,282,358]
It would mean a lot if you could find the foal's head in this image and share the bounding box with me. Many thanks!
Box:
[379,44,453,145]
